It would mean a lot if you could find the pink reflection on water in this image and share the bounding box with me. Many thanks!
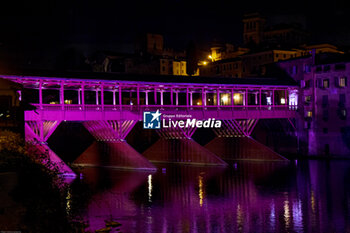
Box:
[69,161,350,232]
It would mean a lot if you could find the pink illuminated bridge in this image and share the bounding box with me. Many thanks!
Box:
[0,73,299,175]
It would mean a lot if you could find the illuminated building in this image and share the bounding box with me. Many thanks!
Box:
[200,57,242,78]
[160,59,199,76]
[277,52,350,157]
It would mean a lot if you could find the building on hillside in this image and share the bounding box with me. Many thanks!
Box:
[202,43,343,78]
[209,43,249,62]
[89,33,197,76]
[159,58,199,76]
[302,44,344,55]
[136,33,164,56]
[277,53,350,157]
[199,57,242,78]
[243,12,309,47]
[241,49,306,77]
[201,48,307,78]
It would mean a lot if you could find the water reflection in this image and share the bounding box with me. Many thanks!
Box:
[69,160,350,232]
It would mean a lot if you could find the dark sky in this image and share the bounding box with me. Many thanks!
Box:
[1,0,350,54]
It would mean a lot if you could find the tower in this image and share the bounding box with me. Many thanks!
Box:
[242,13,266,45]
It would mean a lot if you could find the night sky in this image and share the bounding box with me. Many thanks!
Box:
[1,0,350,55]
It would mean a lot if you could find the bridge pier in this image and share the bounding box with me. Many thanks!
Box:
[143,127,228,166]
[25,120,76,177]
[74,120,156,171]
[205,119,287,161]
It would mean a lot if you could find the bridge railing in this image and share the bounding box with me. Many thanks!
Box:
[30,104,297,112]
[26,104,297,121]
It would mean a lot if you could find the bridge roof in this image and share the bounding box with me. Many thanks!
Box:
[0,70,297,87]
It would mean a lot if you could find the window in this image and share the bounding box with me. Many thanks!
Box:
[323,79,329,88]
[339,108,347,120]
[305,95,311,104]
[323,109,329,121]
[304,64,311,73]
[292,65,298,75]
[305,80,311,88]
[339,77,347,87]
[323,128,328,134]
[316,66,322,73]
[323,65,330,72]
[339,94,346,107]
[307,111,312,117]
[304,121,311,129]
[322,95,328,107]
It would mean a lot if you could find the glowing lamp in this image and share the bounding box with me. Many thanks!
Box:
[233,94,240,100]
[280,98,286,104]
[221,95,228,102]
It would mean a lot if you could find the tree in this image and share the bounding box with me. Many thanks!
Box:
[186,40,198,76]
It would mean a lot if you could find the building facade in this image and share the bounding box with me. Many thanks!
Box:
[278,54,350,157]
[243,13,308,47]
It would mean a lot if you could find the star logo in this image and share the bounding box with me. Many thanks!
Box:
[143,110,162,129]
[150,110,162,122]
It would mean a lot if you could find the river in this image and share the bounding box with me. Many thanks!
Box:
[66,160,350,232]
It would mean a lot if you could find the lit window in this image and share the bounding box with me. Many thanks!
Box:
[307,111,312,117]
[323,79,329,88]
[341,109,347,118]
[305,96,311,103]
[339,77,347,87]
[338,108,347,120]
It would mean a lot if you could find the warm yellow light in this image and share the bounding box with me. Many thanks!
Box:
[233,93,241,100]
[64,99,72,104]
[199,175,204,207]
[221,95,228,102]
[208,55,212,59]
[203,61,207,65]
[280,98,286,104]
